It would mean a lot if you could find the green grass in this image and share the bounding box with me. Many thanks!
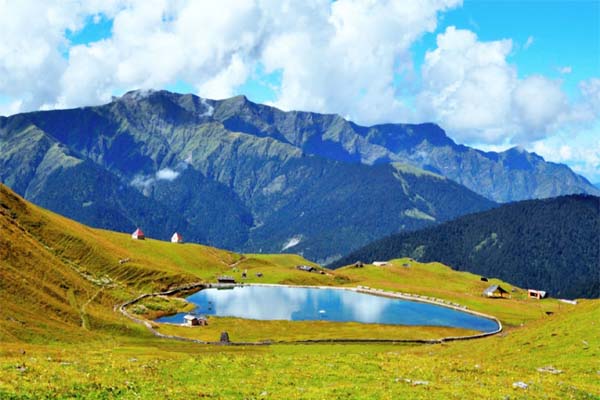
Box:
[337,259,561,326]
[0,300,597,399]
[0,183,598,399]
[156,317,478,343]
[128,296,196,320]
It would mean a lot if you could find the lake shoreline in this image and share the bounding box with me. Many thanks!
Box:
[119,281,502,344]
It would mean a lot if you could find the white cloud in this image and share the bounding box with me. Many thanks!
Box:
[417,26,517,143]
[0,0,462,124]
[523,35,534,49]
[130,174,155,192]
[531,133,600,182]
[131,166,182,194]
[512,75,567,141]
[416,26,598,145]
[58,0,273,108]
[281,235,303,251]
[198,54,251,99]
[155,168,179,181]
[262,0,462,124]
[0,99,23,117]
[558,66,572,74]
[0,0,122,113]
[578,78,600,112]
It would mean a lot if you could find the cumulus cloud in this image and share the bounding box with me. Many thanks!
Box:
[416,26,598,145]
[417,27,516,143]
[261,0,462,124]
[0,0,122,112]
[0,0,461,124]
[512,75,567,141]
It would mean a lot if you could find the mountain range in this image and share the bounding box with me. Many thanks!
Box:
[1,89,597,262]
[185,94,598,202]
[331,195,600,298]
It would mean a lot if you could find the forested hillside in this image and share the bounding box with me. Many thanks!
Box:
[331,195,600,298]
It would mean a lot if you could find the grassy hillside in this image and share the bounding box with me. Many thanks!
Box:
[0,183,327,343]
[331,194,600,298]
[0,184,598,398]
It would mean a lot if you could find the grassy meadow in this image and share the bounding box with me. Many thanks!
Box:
[0,184,598,399]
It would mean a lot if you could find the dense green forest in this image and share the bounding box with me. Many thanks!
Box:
[331,195,600,299]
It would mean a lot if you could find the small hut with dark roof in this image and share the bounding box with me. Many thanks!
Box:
[483,284,509,298]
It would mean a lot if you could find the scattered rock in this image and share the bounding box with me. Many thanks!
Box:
[512,381,528,389]
[128,358,138,362]
[15,364,27,373]
[397,378,429,386]
[537,366,563,374]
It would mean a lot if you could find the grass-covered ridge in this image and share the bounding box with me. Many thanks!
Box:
[0,183,598,398]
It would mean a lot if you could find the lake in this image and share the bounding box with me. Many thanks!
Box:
[156,285,499,332]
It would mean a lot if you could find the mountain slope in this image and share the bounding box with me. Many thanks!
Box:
[0,90,496,262]
[330,195,600,298]
[204,94,599,202]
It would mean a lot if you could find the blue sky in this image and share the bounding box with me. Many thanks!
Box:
[1,1,598,181]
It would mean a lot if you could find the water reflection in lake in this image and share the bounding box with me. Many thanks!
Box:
[156,285,498,332]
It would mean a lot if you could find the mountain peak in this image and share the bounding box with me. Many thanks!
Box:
[118,89,160,101]
[229,94,249,102]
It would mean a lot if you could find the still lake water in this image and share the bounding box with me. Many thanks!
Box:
[157,285,499,332]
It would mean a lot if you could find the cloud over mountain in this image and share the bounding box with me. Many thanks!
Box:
[0,0,598,180]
